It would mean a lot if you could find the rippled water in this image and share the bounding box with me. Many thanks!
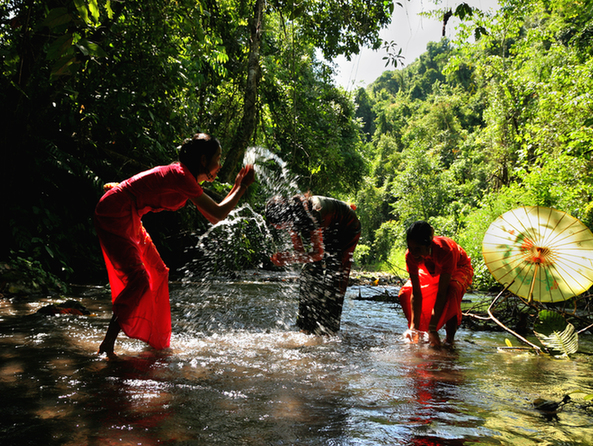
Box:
[1,277,592,445]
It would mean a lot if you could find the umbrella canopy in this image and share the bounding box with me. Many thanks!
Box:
[482,206,593,302]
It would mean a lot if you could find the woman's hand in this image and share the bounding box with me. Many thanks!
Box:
[403,328,420,344]
[235,164,255,188]
[191,164,255,225]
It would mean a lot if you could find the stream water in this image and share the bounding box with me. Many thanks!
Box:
[1,278,592,446]
[4,146,593,444]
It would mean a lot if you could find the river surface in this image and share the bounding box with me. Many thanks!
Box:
[1,276,592,445]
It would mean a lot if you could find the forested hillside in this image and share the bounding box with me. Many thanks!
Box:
[2,0,593,292]
[353,0,593,289]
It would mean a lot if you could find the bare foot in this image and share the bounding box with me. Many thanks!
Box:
[98,343,118,359]
[443,339,456,351]
[98,315,121,359]
[428,331,441,349]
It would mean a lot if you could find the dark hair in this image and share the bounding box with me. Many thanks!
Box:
[178,133,221,178]
[406,221,434,246]
[265,195,316,232]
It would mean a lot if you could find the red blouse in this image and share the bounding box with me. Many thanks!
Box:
[406,236,471,277]
[119,162,203,217]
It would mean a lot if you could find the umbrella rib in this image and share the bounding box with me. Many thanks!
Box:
[547,225,593,247]
[551,259,593,291]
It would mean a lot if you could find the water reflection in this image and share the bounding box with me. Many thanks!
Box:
[1,282,593,445]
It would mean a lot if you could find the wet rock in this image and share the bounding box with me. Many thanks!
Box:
[36,299,93,316]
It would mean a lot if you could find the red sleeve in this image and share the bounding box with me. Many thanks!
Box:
[405,249,419,275]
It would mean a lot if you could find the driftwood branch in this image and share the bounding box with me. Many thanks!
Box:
[487,282,542,354]
[578,322,593,335]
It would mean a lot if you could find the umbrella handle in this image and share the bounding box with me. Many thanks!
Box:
[487,281,543,354]
[527,263,539,303]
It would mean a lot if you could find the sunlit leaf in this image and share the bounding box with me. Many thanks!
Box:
[73,0,91,26]
[105,0,114,20]
[88,0,100,24]
[534,322,578,357]
[76,39,107,58]
[535,310,566,335]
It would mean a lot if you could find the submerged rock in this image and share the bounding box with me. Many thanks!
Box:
[36,299,94,316]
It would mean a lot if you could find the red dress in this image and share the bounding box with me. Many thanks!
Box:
[398,236,473,332]
[94,163,203,349]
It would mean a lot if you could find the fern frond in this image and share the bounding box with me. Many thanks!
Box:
[534,323,578,357]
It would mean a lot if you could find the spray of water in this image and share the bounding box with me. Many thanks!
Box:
[175,146,304,335]
[243,146,302,198]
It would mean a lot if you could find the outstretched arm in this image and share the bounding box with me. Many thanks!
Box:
[427,272,452,347]
[403,271,424,343]
[191,165,255,224]
[408,272,423,331]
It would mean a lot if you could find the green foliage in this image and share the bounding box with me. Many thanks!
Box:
[352,0,593,287]
[1,0,394,282]
[289,0,394,59]
[3,253,69,294]
[352,243,371,267]
[372,220,404,264]
[390,145,453,227]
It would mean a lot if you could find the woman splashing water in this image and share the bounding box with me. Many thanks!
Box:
[94,133,255,357]
[265,194,360,335]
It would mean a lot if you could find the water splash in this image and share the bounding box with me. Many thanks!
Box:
[180,146,305,278]
[243,146,302,198]
[174,147,309,334]
[179,203,274,281]
[241,145,306,264]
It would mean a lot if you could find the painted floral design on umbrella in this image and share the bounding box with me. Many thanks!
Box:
[482,206,593,302]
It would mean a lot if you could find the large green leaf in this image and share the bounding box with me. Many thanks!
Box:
[534,310,567,335]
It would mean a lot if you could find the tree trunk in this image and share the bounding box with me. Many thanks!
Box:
[219,0,264,183]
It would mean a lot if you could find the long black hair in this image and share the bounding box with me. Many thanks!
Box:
[178,133,220,178]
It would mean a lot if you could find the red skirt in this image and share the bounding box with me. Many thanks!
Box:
[95,188,171,349]
[398,263,473,332]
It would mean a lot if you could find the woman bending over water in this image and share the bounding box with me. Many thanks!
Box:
[265,194,360,335]
[399,221,473,348]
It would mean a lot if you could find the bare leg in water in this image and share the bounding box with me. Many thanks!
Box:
[444,316,458,345]
[98,268,150,358]
[99,315,121,358]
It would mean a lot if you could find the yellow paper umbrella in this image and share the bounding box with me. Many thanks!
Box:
[482,206,593,302]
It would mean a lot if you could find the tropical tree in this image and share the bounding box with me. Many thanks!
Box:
[0,0,396,285]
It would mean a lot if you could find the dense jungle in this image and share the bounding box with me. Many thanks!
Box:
[1,0,593,299]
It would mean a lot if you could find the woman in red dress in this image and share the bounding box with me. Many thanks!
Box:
[94,133,255,357]
[398,221,473,348]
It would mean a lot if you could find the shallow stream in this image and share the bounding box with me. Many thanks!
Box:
[1,277,592,445]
